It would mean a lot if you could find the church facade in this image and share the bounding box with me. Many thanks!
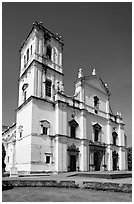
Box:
[2,22,128,174]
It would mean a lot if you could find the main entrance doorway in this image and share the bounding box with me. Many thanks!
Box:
[70,155,76,171]
[67,144,79,172]
[94,151,101,171]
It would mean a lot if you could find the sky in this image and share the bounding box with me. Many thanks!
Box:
[2,2,132,146]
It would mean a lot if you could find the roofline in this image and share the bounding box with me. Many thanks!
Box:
[75,75,111,96]
[2,123,16,135]
[19,59,64,81]
[20,22,64,52]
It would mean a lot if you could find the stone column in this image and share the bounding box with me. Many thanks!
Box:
[80,141,84,171]
[107,147,113,171]
[118,147,122,170]
[89,151,94,171]
[55,103,60,135]
[39,39,42,56]
[107,121,112,144]
[102,151,106,171]
[55,137,59,172]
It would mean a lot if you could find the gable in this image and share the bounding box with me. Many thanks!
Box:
[68,119,79,127]
[84,76,110,95]
[93,123,102,130]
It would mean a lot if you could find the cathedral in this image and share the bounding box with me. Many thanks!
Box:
[2,22,128,175]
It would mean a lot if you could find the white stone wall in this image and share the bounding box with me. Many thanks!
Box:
[15,101,32,171]
[84,84,108,115]
[57,140,68,172]
[31,99,55,135]
[86,113,108,143]
[15,136,31,172]
[20,32,36,75]
[18,66,34,106]
[5,142,14,172]
[31,135,56,172]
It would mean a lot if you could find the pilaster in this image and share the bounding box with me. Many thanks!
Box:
[107,146,113,171]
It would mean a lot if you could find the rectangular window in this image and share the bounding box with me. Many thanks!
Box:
[46,80,52,97]
[94,129,99,141]
[70,126,76,138]
[113,137,116,145]
[43,127,48,135]
[27,49,29,62]
[20,132,22,138]
[46,46,52,60]
[31,45,32,56]
[94,96,99,109]
[24,91,26,102]
[8,156,10,163]
[24,55,26,65]
[46,156,50,164]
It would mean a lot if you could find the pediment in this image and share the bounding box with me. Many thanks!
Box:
[67,143,79,152]
[84,76,110,95]
[93,123,102,130]
[68,119,79,127]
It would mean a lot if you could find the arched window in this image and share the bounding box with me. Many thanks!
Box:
[24,55,26,65]
[31,45,32,56]
[22,83,28,102]
[112,132,118,145]
[68,119,79,138]
[46,45,52,60]
[45,79,52,97]
[40,120,50,135]
[93,123,102,142]
[27,48,29,62]
[94,96,99,114]
[18,125,23,138]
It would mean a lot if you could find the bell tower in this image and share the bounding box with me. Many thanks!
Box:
[18,22,64,107]
[15,22,64,172]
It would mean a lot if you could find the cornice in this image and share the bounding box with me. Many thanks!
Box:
[2,123,16,135]
[19,59,64,80]
[107,144,127,149]
[16,95,55,112]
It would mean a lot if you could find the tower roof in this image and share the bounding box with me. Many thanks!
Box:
[20,22,64,51]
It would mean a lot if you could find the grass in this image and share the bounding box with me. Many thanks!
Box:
[2,187,132,202]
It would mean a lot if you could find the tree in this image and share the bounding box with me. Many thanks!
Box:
[127,147,132,171]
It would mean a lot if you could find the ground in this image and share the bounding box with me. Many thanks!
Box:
[2,171,132,202]
[2,187,132,202]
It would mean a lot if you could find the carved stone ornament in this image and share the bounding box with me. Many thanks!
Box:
[67,143,79,152]
[22,83,28,91]
[69,119,79,127]
[92,68,96,75]
[78,68,83,79]
[93,123,102,130]
[18,125,23,133]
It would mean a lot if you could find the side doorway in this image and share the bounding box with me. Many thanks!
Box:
[70,155,76,171]
[94,151,101,171]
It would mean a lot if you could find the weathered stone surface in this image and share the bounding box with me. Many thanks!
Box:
[83,182,132,193]
[58,180,79,188]
[2,179,132,193]
[2,180,79,189]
